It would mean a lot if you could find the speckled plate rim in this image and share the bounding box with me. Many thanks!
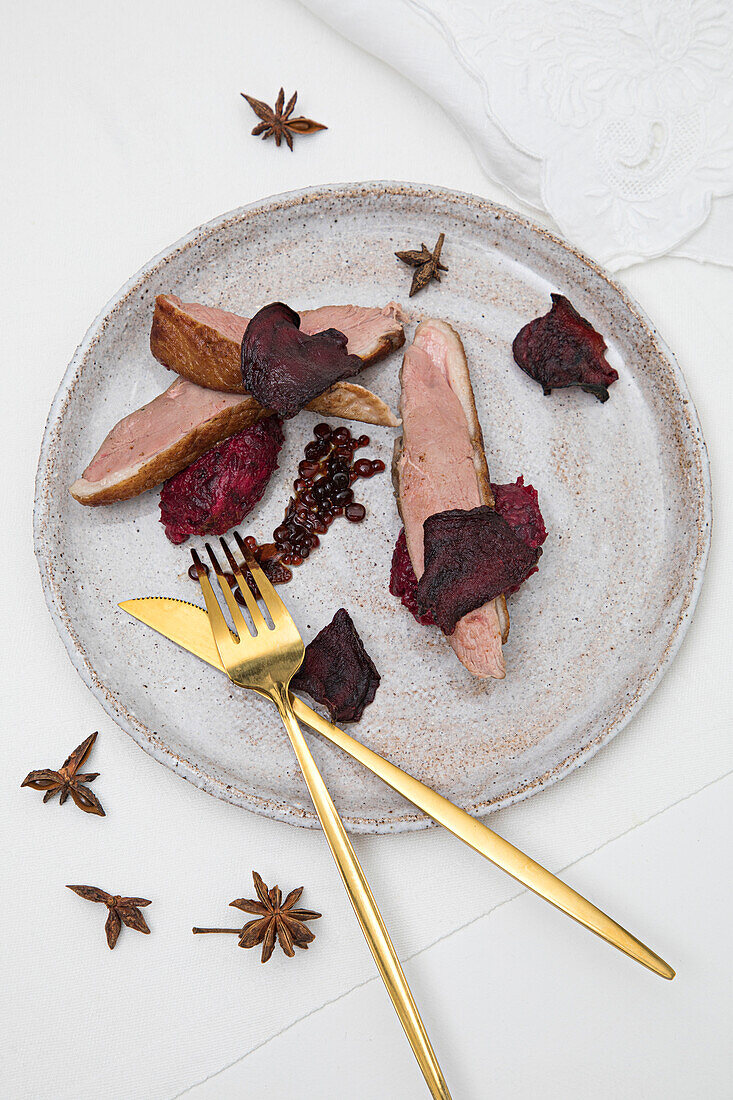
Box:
[34,181,712,833]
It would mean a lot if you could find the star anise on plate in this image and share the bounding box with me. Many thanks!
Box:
[241,88,327,151]
[66,885,152,949]
[395,232,448,296]
[193,871,322,963]
[21,731,105,816]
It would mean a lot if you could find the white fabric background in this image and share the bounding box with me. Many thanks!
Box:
[299,0,730,268]
[301,0,733,269]
[1,1,731,1097]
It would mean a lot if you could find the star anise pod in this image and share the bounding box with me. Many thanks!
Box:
[21,731,105,816]
[66,885,151,949]
[193,871,321,963]
[241,87,327,151]
[395,232,448,296]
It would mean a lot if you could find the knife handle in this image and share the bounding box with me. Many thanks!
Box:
[289,693,674,981]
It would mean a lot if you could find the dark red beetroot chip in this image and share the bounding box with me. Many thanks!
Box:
[390,478,547,620]
[241,302,363,419]
[492,477,547,593]
[291,608,380,723]
[159,416,284,544]
[416,506,542,636]
[512,294,618,403]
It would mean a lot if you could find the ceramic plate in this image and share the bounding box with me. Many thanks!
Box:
[34,182,711,833]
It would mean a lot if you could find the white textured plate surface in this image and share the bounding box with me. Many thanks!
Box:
[34,183,711,833]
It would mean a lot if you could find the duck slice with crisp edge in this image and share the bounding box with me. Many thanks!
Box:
[393,319,509,679]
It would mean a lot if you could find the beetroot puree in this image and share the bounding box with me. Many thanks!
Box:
[159,416,284,544]
[390,476,547,623]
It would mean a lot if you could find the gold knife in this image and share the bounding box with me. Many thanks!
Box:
[120,595,675,981]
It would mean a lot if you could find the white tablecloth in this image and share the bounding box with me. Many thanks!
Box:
[1,2,731,1098]
[301,0,733,269]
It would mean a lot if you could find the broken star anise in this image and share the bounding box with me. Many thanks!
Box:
[395,232,448,296]
[193,871,321,964]
[21,731,105,816]
[66,885,151,949]
[241,88,327,151]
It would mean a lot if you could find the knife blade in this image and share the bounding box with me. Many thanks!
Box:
[119,595,675,980]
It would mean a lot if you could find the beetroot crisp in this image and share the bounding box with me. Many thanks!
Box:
[492,476,547,593]
[512,293,618,402]
[292,608,380,723]
[241,302,363,418]
[159,416,283,544]
[391,478,547,620]
[416,507,542,635]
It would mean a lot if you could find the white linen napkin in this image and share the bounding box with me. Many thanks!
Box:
[300,0,733,269]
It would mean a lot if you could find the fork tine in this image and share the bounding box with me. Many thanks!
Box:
[190,550,238,657]
[218,538,269,633]
[204,543,252,637]
[233,532,291,625]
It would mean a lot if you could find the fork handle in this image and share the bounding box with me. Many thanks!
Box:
[272,687,451,1100]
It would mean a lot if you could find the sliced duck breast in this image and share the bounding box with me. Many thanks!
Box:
[70,379,267,505]
[71,371,399,507]
[395,319,509,679]
[150,295,405,395]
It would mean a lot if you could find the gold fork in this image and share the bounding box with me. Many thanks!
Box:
[193,534,451,1100]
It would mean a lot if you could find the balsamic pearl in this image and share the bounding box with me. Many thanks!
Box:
[345,502,366,522]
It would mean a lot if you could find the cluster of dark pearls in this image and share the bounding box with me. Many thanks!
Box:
[189,422,385,599]
[273,423,384,565]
